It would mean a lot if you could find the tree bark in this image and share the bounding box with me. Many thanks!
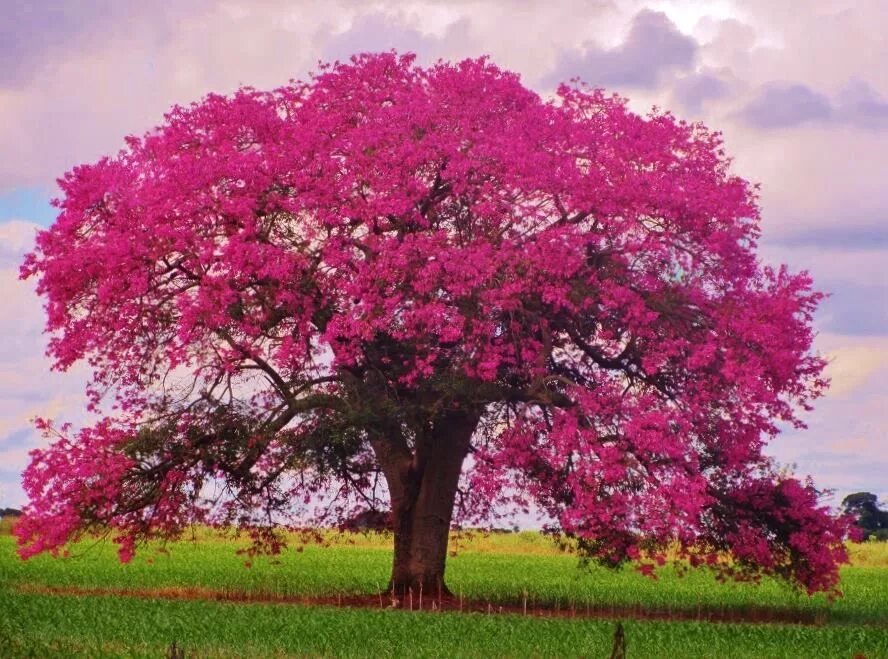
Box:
[371,410,478,599]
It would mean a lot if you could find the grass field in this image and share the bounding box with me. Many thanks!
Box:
[1,527,887,657]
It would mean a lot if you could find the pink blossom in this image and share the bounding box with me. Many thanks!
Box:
[16,52,851,595]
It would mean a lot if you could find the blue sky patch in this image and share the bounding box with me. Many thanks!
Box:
[0,187,56,225]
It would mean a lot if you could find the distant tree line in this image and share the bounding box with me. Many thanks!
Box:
[842,493,888,540]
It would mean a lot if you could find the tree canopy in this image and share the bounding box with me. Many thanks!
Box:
[17,52,851,595]
[842,492,888,540]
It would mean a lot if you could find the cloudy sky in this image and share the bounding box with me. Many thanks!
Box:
[1,0,885,509]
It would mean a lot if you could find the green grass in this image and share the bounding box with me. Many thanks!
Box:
[2,589,886,659]
[1,531,887,657]
[2,533,886,625]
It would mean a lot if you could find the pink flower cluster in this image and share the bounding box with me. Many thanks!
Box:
[15,419,136,561]
[18,52,851,593]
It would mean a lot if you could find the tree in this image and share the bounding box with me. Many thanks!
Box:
[17,53,852,596]
[842,492,888,540]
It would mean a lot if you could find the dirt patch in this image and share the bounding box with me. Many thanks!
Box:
[17,583,832,626]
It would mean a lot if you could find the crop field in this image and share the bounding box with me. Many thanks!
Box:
[1,527,887,658]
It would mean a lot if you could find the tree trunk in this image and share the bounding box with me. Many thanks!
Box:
[371,411,478,599]
[389,492,456,598]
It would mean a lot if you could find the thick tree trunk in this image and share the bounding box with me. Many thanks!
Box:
[390,491,456,598]
[371,411,478,599]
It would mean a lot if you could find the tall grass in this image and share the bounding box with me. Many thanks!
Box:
[2,532,886,626]
[2,589,887,659]
[2,529,886,657]
[0,515,18,536]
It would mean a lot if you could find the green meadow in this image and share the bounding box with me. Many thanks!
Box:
[2,528,886,657]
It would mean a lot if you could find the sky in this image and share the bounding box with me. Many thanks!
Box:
[0,0,885,510]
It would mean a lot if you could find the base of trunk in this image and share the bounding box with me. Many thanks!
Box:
[387,574,453,600]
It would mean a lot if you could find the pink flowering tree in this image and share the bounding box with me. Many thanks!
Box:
[18,53,851,596]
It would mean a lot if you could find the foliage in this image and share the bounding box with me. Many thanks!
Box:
[17,52,850,593]
[842,492,888,541]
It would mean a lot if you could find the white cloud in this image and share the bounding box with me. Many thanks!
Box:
[0,221,40,268]
[818,336,888,397]
[768,332,888,504]
[0,222,89,506]
[1,0,887,510]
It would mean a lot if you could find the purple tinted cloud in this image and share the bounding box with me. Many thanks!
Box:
[739,79,888,131]
[546,10,696,90]
[324,14,430,63]
[738,82,832,128]
[818,284,888,337]
[322,13,473,66]
[838,80,888,130]
[672,71,730,113]
[0,1,204,89]
[0,1,113,87]
[770,223,888,250]
[850,99,888,127]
